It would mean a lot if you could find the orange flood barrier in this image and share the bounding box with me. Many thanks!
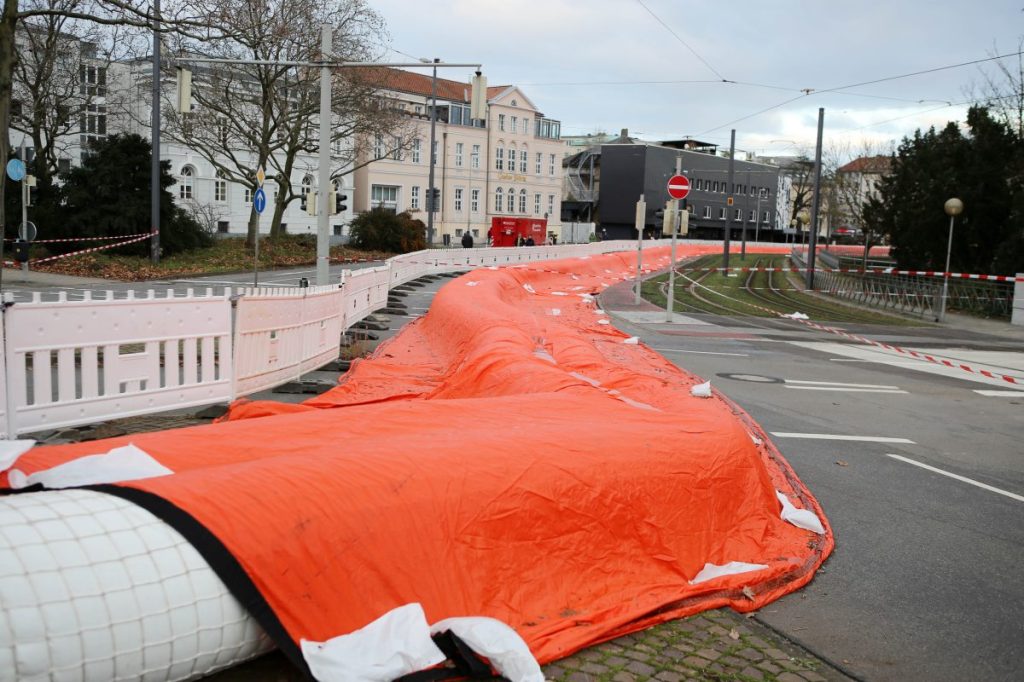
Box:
[5,245,830,674]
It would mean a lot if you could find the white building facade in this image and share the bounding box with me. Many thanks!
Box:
[353,70,566,245]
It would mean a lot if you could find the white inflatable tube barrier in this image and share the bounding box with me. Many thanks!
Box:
[0,489,271,681]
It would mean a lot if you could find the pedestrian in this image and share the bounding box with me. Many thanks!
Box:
[525,235,535,246]
[461,231,474,248]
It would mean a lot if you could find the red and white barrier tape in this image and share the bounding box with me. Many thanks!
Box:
[674,266,1023,282]
[3,233,150,244]
[679,272,1021,386]
[26,233,153,265]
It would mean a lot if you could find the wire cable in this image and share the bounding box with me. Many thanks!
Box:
[634,0,728,81]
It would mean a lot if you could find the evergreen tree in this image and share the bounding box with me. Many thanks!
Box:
[56,133,211,256]
[878,106,1024,274]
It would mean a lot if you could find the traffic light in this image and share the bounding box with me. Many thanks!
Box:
[13,239,30,263]
[662,200,678,236]
[24,174,37,206]
[335,192,348,213]
[301,191,317,216]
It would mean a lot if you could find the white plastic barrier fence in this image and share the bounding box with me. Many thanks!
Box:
[3,291,233,437]
[0,242,647,438]
[341,266,391,328]
[232,285,345,397]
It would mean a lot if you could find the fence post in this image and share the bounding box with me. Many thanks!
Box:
[1013,274,1024,326]
[2,298,17,439]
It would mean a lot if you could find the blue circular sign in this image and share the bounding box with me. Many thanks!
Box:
[6,159,26,182]
[253,187,267,214]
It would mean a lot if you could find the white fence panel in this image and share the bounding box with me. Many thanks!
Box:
[341,266,391,328]
[233,285,344,397]
[0,308,8,439]
[4,291,232,436]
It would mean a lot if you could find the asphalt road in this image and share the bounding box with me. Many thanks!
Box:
[606,307,1024,682]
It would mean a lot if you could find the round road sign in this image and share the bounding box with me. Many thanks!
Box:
[19,221,37,242]
[667,174,690,200]
[6,158,26,182]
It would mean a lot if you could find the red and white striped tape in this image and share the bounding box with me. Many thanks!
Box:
[675,266,1023,282]
[3,233,150,244]
[26,233,153,265]
[679,272,1021,386]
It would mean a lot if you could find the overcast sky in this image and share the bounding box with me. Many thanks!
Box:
[372,0,1023,160]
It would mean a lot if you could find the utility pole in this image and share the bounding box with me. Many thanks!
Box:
[150,0,161,264]
[807,108,825,290]
[426,58,439,246]
[316,24,332,285]
[724,129,735,270]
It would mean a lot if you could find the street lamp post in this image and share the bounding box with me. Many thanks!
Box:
[939,197,964,322]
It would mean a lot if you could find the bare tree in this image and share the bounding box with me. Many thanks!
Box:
[0,0,218,256]
[972,38,1024,138]
[161,0,411,245]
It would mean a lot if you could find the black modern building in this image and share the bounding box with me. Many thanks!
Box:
[564,133,785,241]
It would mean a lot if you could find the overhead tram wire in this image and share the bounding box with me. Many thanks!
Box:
[633,0,728,82]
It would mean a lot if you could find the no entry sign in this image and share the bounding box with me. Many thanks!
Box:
[667,174,690,200]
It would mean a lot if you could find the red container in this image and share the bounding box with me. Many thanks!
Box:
[489,217,547,246]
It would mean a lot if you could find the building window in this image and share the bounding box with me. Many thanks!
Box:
[703,206,711,219]
[763,210,771,222]
[411,186,420,210]
[179,166,194,200]
[499,113,506,131]
[472,144,481,169]
[511,116,517,133]
[412,138,421,163]
[749,210,756,221]
[508,144,517,173]
[495,146,504,171]
[495,188,503,212]
[535,152,542,175]
[455,188,464,212]
[735,209,742,220]
[58,158,71,174]
[712,181,719,192]
[519,189,527,213]
[762,188,771,198]
[244,187,253,205]
[455,142,464,167]
[507,188,515,213]
[214,171,227,202]
[534,193,541,215]
[391,136,402,161]
[520,149,528,173]
[217,221,229,233]
[79,65,107,96]
[718,208,726,220]
[549,154,556,176]
[371,184,399,212]
[523,118,530,134]
[547,194,554,216]
[373,134,385,159]
[471,189,479,213]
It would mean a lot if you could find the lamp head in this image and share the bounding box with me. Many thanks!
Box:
[944,198,964,216]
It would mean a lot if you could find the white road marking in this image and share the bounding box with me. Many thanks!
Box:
[887,454,1024,503]
[771,432,915,443]
[786,379,901,389]
[794,341,1024,388]
[653,348,750,357]
[973,389,1024,397]
[785,386,908,393]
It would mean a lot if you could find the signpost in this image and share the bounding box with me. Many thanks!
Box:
[666,165,686,321]
[6,159,25,182]
[634,194,646,304]
[253,168,266,286]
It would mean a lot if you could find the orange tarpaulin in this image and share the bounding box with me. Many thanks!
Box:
[4,245,830,674]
